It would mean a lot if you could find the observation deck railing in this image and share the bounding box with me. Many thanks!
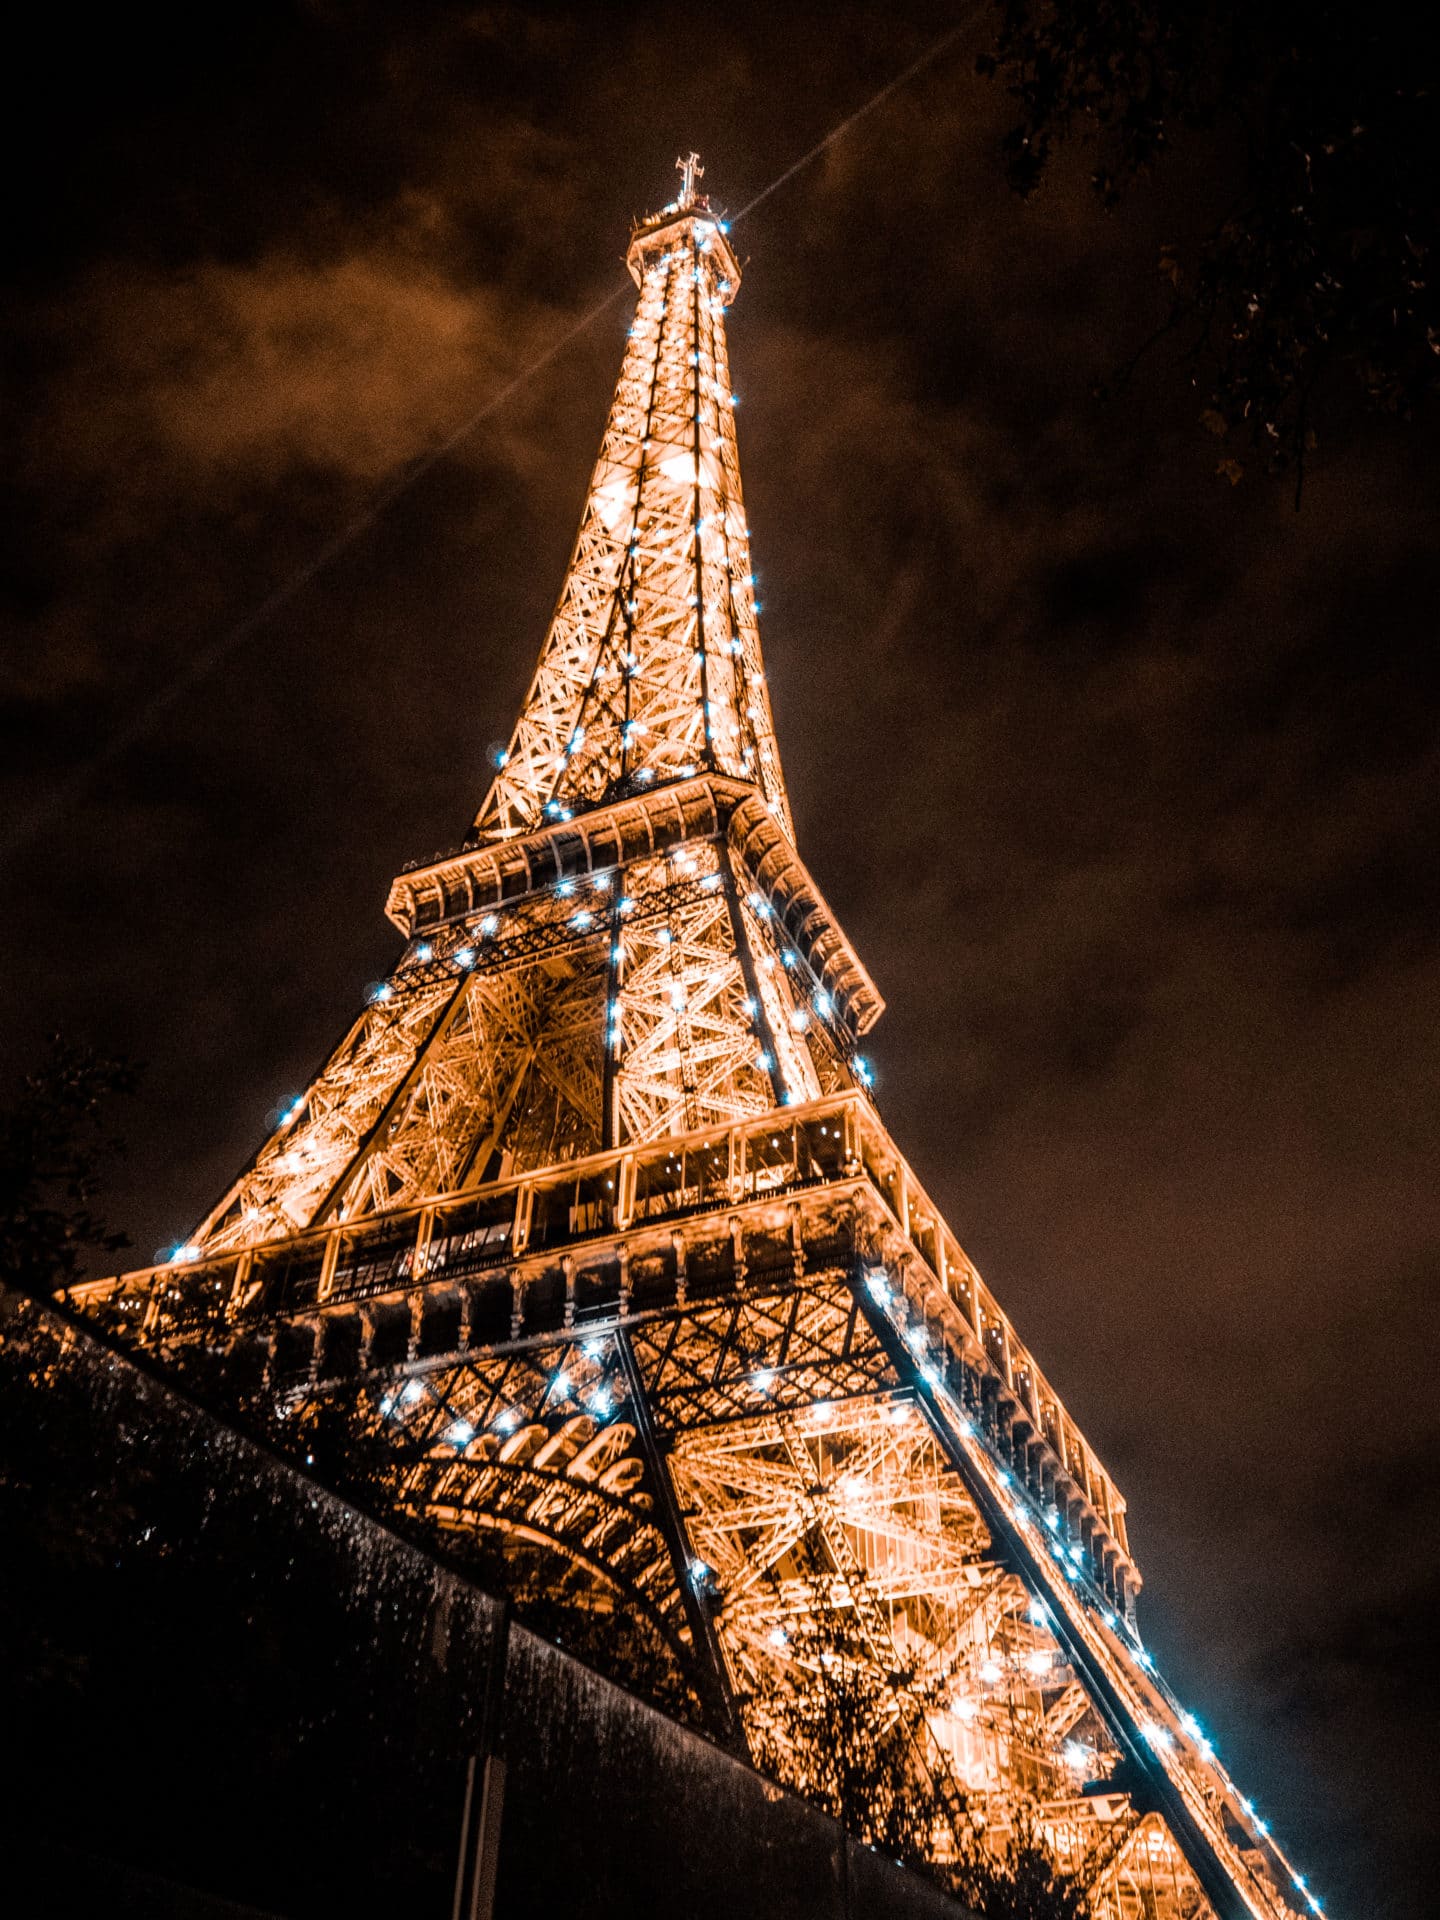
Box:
[71,1087,1128,1555]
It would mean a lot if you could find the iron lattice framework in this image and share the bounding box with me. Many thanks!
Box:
[74,162,1315,1920]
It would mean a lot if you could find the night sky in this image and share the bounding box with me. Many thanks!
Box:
[4,7,1437,1916]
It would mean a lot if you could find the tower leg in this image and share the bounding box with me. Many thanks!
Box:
[615,1326,746,1757]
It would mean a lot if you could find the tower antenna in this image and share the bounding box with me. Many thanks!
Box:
[675,149,703,207]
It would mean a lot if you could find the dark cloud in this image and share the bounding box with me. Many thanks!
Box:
[38,249,518,487]
[3,5,1436,1916]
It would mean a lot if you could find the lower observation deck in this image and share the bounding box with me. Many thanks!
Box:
[74,1088,1135,1600]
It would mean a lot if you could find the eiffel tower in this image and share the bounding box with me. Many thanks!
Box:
[74,159,1316,1920]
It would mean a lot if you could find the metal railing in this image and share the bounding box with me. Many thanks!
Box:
[72,1086,1127,1549]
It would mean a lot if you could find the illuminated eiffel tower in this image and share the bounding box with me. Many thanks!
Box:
[75,158,1314,1920]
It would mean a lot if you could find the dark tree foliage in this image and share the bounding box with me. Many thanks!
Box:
[0,1033,138,1295]
[750,1573,938,1865]
[948,1815,1094,1920]
[751,1565,1092,1914]
[976,1,1440,496]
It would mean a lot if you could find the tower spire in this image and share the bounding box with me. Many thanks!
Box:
[473,170,792,846]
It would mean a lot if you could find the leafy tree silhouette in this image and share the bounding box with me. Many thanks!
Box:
[976,0,1439,500]
[747,1547,1093,1916]
[950,1813,1094,1920]
[0,1033,137,1297]
[750,1563,938,1865]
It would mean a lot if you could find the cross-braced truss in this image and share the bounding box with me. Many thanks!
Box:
[643,1314,1223,1914]
[196,972,461,1252]
[70,168,1316,1920]
[337,958,601,1218]
[609,846,777,1140]
[271,1285,1229,1916]
[192,829,848,1257]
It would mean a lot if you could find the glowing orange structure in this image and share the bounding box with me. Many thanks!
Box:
[75,160,1313,1920]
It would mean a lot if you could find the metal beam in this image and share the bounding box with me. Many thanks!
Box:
[616,1325,747,1758]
